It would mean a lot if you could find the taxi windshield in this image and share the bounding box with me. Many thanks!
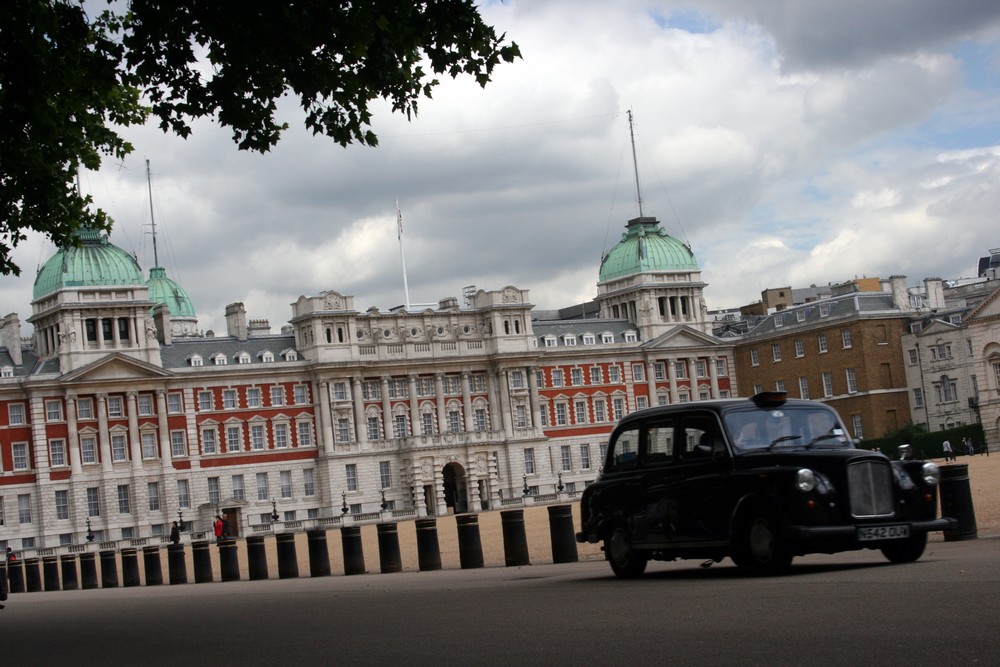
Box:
[724,406,850,452]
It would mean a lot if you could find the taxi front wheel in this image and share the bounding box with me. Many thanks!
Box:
[732,512,792,573]
[881,532,927,563]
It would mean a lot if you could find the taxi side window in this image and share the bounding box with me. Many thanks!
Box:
[610,427,640,469]
[681,415,722,459]
[645,421,675,464]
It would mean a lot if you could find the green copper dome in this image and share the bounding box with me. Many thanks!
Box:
[146,266,197,318]
[598,217,698,282]
[33,229,144,300]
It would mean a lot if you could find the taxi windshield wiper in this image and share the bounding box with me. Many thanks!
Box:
[767,435,802,450]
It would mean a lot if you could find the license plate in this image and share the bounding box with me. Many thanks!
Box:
[857,524,910,541]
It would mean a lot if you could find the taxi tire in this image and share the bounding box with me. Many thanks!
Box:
[606,526,648,579]
[881,532,927,563]
[733,512,792,573]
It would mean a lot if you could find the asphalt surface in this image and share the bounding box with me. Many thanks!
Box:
[2,537,998,666]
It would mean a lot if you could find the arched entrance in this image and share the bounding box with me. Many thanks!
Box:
[442,462,468,514]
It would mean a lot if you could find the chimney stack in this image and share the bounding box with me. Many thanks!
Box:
[1,313,22,366]
[225,303,248,341]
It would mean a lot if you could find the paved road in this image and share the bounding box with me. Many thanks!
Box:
[3,538,998,666]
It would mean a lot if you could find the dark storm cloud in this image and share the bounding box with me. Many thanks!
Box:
[707,0,1000,71]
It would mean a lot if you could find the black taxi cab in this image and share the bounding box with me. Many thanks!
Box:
[576,392,955,577]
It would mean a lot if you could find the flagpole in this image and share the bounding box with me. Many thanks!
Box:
[396,199,411,310]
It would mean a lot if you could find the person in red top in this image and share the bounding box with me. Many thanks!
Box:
[213,516,224,543]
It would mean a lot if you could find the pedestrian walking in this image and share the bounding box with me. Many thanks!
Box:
[170,521,181,544]
[213,515,224,543]
[942,439,954,462]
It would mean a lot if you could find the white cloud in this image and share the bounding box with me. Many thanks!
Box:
[6,1,1000,333]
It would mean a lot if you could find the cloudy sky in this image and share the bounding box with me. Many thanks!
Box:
[5,0,1000,334]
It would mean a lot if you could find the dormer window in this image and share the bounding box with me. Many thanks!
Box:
[582,333,595,345]
[212,353,227,366]
[543,336,557,348]
[601,332,614,344]
[623,331,637,343]
[236,352,251,364]
[819,303,830,317]
[281,349,298,362]
[258,350,274,363]
[1,366,13,378]
[562,334,577,346]
[188,354,203,367]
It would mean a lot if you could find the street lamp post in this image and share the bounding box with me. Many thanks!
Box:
[341,491,349,515]
[522,474,529,497]
[270,498,279,523]
[85,517,95,542]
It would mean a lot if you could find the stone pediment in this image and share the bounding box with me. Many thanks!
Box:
[968,285,1000,322]
[641,325,723,350]
[916,319,959,337]
[59,352,173,384]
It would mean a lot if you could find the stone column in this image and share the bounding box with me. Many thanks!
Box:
[352,376,367,448]
[408,375,420,437]
[127,392,142,469]
[709,356,720,399]
[646,361,658,407]
[67,396,82,474]
[97,393,113,472]
[461,372,473,432]
[380,376,392,439]
[435,373,447,433]
[667,359,679,404]
[490,370,510,436]
[527,366,542,430]
[156,390,172,464]
[688,358,699,400]
[318,381,335,454]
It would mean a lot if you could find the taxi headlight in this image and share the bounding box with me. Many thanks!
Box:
[796,468,816,492]
[922,462,940,486]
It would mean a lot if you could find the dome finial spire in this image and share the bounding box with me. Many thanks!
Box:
[628,109,644,219]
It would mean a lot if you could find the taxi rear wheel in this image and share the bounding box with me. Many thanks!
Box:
[732,512,792,573]
[881,533,927,563]
[605,526,648,579]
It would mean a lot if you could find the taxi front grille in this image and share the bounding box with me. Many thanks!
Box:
[847,460,894,518]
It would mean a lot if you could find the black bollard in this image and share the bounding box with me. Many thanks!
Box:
[8,559,25,593]
[377,523,402,574]
[940,463,978,541]
[167,543,188,585]
[340,526,366,575]
[547,504,579,563]
[143,546,163,586]
[415,518,442,572]
[43,555,60,591]
[60,554,79,590]
[24,557,41,592]
[0,566,6,602]
[121,548,140,587]
[192,541,213,583]
[246,536,268,580]
[218,539,240,582]
[456,514,484,569]
[501,509,531,567]
[307,529,331,577]
[99,550,119,588]
[79,552,98,590]
[276,533,299,579]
